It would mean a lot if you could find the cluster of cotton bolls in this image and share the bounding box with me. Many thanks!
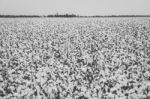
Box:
[0,18,150,99]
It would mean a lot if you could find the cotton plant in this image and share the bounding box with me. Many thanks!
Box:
[1,18,150,99]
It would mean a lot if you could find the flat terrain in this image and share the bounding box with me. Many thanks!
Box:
[0,17,150,99]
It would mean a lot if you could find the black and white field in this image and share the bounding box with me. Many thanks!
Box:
[0,17,150,99]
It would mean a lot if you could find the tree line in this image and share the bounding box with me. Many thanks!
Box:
[0,14,150,18]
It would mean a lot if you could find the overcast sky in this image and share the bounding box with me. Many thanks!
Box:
[0,0,150,15]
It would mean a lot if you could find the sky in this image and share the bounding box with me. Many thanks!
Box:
[0,0,150,16]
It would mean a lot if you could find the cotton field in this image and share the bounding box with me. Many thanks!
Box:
[0,17,150,99]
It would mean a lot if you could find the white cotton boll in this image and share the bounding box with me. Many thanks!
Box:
[85,90,91,98]
[131,93,140,99]
[8,69,15,74]
[37,94,43,99]
[65,95,72,99]
[57,61,64,68]
[47,58,55,65]
[80,67,87,73]
[81,86,87,92]
[107,93,115,99]
[82,52,92,63]
[13,92,20,97]
[34,54,41,60]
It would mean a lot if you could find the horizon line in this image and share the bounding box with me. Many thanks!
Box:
[0,14,150,18]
